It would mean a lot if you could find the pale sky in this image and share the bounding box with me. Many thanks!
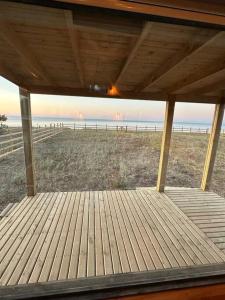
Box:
[0,76,219,123]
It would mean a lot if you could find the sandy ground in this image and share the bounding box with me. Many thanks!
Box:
[0,129,224,212]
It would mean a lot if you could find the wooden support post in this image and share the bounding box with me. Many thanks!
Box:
[201,103,225,191]
[19,87,36,196]
[157,99,175,192]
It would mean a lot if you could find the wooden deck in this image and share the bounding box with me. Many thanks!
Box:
[1,188,225,288]
[167,188,225,252]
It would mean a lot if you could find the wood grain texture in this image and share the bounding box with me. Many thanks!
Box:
[1,188,225,287]
[0,2,225,102]
[201,103,225,191]
[167,188,225,252]
[19,87,36,196]
[157,99,175,192]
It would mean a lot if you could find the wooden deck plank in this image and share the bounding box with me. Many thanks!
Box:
[0,195,39,245]
[28,192,68,283]
[0,194,46,280]
[119,190,156,270]
[0,197,28,232]
[87,191,95,277]
[147,191,210,264]
[1,193,56,285]
[1,188,225,287]
[68,192,85,279]
[94,191,105,276]
[113,190,143,272]
[162,193,225,263]
[5,193,58,285]
[126,190,163,269]
[166,189,225,254]
[141,191,200,265]
[18,193,62,285]
[127,190,171,269]
[115,191,147,272]
[49,192,74,281]
[58,192,81,280]
[38,192,71,283]
[77,192,89,278]
[101,191,121,274]
[105,191,131,273]
[134,191,181,268]
[137,191,187,267]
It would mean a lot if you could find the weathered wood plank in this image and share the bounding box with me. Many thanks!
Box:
[19,87,36,196]
[201,103,225,191]
[1,189,225,288]
[168,189,225,252]
[157,99,175,192]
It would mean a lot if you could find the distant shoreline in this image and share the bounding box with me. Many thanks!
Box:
[5,115,225,130]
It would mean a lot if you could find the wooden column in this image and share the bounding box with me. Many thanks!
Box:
[201,102,225,191]
[19,87,36,196]
[157,99,175,192]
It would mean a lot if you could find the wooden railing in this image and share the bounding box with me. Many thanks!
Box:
[0,123,63,158]
[64,123,225,134]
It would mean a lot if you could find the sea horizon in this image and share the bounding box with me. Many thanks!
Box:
[3,115,225,130]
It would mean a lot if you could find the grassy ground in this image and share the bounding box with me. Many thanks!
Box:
[0,129,225,211]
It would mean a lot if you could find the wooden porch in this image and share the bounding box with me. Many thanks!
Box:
[1,0,225,298]
[1,188,225,298]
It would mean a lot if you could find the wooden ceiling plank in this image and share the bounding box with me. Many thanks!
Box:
[0,61,23,86]
[114,21,152,86]
[167,50,225,93]
[185,78,225,96]
[0,21,55,85]
[64,10,85,87]
[134,30,224,93]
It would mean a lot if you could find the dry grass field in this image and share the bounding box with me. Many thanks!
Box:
[0,129,225,212]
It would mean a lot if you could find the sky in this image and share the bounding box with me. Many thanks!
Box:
[0,76,219,123]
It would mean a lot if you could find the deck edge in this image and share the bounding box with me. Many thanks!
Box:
[2,263,225,299]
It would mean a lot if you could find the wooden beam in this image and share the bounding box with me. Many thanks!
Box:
[20,87,36,196]
[114,22,152,86]
[27,84,221,104]
[73,7,143,37]
[167,53,225,94]
[135,30,224,93]
[201,102,225,191]
[189,79,225,96]
[157,99,175,192]
[55,0,225,27]
[0,20,54,85]
[64,10,85,87]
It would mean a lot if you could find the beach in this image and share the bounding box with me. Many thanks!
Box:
[0,129,224,212]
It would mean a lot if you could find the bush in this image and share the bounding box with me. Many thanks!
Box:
[0,114,8,128]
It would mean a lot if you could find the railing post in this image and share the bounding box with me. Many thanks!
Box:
[19,87,36,196]
[201,102,225,191]
[157,98,175,192]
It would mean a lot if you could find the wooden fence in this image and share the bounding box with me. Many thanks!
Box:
[1,122,224,159]
[64,123,225,134]
[0,123,63,158]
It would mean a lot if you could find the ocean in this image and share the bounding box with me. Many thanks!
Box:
[4,115,225,131]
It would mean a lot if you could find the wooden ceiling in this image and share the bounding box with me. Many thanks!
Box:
[0,0,225,103]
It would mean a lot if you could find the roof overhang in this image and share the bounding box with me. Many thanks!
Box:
[1,0,225,104]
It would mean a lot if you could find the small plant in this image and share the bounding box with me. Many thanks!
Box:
[0,114,8,128]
